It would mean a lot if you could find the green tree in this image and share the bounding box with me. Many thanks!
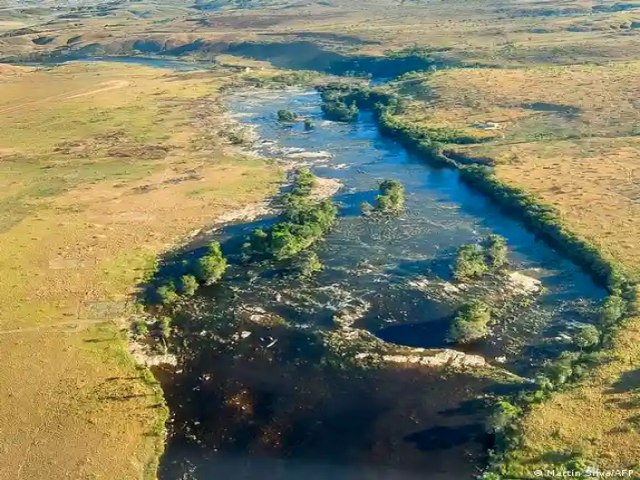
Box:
[453,244,489,281]
[448,300,491,343]
[486,400,521,434]
[485,234,508,269]
[158,316,172,339]
[132,319,149,336]
[304,119,314,130]
[296,251,324,277]
[374,179,405,213]
[155,282,179,306]
[178,274,199,296]
[194,241,227,285]
[321,100,359,122]
[574,324,600,349]
[277,109,297,122]
[598,295,626,327]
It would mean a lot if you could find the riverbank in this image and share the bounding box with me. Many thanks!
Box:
[336,84,639,475]
[152,85,610,479]
[0,61,282,479]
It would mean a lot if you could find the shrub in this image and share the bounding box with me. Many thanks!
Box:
[374,179,405,213]
[485,234,508,269]
[158,316,172,339]
[194,241,227,285]
[321,100,359,122]
[243,169,337,261]
[574,324,600,349]
[277,109,297,122]
[448,300,491,343]
[486,400,521,434]
[544,352,580,387]
[453,244,489,281]
[304,119,314,130]
[289,167,315,197]
[598,295,626,328]
[178,274,199,297]
[132,319,149,336]
[155,282,179,306]
[296,251,324,277]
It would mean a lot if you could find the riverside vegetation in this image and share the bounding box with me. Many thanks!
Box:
[361,179,406,215]
[242,168,338,261]
[318,82,639,477]
[146,240,228,307]
[3,1,640,478]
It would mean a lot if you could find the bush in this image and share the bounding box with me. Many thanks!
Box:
[453,244,489,281]
[321,100,359,122]
[277,109,297,122]
[158,316,172,339]
[448,300,491,343]
[154,282,179,306]
[194,241,227,285]
[304,119,314,130]
[296,251,324,277]
[132,319,149,336]
[574,324,600,349]
[374,179,405,213]
[599,295,626,328]
[544,352,580,387]
[178,274,199,297]
[485,234,508,269]
[486,400,521,434]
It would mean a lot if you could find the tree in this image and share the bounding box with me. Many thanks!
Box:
[158,316,172,339]
[448,300,491,343]
[321,100,359,122]
[453,244,489,281]
[486,400,521,434]
[304,119,314,130]
[132,320,149,337]
[598,295,626,328]
[155,282,179,306]
[374,179,405,213]
[178,274,199,296]
[574,324,600,349]
[296,251,324,277]
[194,241,227,285]
[485,234,508,269]
[277,109,297,122]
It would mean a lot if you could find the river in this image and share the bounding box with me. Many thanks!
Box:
[154,88,604,479]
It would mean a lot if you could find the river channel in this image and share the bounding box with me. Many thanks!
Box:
[154,87,604,480]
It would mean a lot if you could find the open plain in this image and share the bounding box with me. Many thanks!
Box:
[0,0,639,478]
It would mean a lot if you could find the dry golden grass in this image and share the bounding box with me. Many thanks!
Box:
[396,60,640,473]
[494,138,640,281]
[397,63,640,281]
[0,61,281,479]
[510,316,640,473]
[400,62,640,141]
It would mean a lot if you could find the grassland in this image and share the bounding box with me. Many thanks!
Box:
[0,61,281,479]
[388,61,640,474]
[0,0,639,478]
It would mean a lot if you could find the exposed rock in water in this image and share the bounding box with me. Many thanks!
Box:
[237,305,289,327]
[507,271,542,295]
[379,349,487,368]
[324,324,488,370]
[332,299,371,328]
[285,150,332,160]
[309,176,342,201]
[129,338,177,367]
